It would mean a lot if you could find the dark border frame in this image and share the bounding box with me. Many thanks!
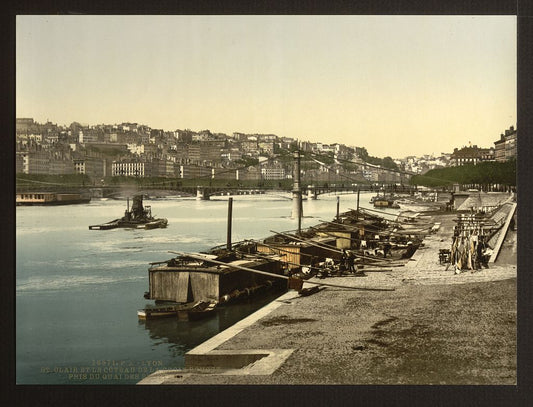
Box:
[3,1,530,406]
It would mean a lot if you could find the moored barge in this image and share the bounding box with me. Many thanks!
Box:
[146,249,284,304]
[137,300,217,320]
[16,192,91,206]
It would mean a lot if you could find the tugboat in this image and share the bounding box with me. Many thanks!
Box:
[89,195,168,230]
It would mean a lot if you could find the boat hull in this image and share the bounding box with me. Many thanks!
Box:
[138,301,217,320]
[89,218,168,230]
[177,302,217,321]
[137,309,178,319]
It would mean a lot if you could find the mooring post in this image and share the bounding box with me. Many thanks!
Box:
[336,196,340,220]
[227,197,233,251]
[356,188,360,220]
[292,150,302,234]
[127,197,129,212]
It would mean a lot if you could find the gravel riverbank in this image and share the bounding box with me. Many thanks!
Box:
[139,211,517,385]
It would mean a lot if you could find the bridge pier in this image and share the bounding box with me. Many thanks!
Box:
[291,151,302,233]
[307,186,318,200]
[196,186,210,200]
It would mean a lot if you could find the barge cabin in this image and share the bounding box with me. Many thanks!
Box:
[147,252,284,304]
[16,192,90,206]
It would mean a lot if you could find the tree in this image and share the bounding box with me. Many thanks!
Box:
[382,156,398,171]
[410,160,516,187]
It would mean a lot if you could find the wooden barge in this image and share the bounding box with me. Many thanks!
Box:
[142,206,426,318]
[146,252,284,304]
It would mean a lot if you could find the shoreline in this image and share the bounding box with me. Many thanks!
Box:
[139,210,517,385]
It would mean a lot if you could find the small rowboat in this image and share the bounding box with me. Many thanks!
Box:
[137,300,217,320]
[177,301,217,321]
[137,305,180,319]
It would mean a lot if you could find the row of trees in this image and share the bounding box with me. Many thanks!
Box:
[357,147,399,171]
[410,159,516,187]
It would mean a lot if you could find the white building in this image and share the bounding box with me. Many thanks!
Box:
[112,161,146,177]
[127,144,145,155]
[261,166,286,180]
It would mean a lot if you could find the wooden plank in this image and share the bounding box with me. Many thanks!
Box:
[489,203,517,263]
[190,272,219,302]
[176,272,190,302]
[171,251,395,292]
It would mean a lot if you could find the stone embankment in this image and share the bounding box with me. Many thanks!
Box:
[138,208,517,385]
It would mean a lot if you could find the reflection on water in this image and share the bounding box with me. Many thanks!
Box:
[16,192,391,384]
[139,289,286,355]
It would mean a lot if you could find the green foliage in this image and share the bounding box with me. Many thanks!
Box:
[301,160,320,170]
[382,156,398,171]
[410,159,516,187]
[314,152,335,165]
[235,156,259,167]
[342,161,358,172]
[355,147,398,171]
[16,173,91,185]
[358,147,369,161]
[288,141,299,152]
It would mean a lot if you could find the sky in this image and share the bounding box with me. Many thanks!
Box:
[16,15,516,158]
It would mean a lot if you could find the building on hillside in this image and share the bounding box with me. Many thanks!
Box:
[80,129,100,144]
[260,165,286,180]
[16,152,28,174]
[236,166,261,181]
[73,158,107,177]
[86,158,109,178]
[221,149,243,162]
[232,132,247,141]
[112,160,150,177]
[202,140,225,161]
[299,141,314,152]
[73,159,86,174]
[377,170,402,183]
[479,147,495,162]
[21,151,50,174]
[187,144,205,163]
[16,118,35,130]
[494,126,517,162]
[191,130,212,142]
[127,144,145,155]
[49,158,74,175]
[176,129,194,143]
[241,140,259,154]
[258,141,275,155]
[212,168,237,180]
[151,159,176,177]
[450,145,494,166]
[177,164,212,179]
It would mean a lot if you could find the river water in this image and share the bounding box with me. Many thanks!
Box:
[16,191,397,385]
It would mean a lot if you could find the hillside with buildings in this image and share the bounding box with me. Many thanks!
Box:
[15,118,517,186]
